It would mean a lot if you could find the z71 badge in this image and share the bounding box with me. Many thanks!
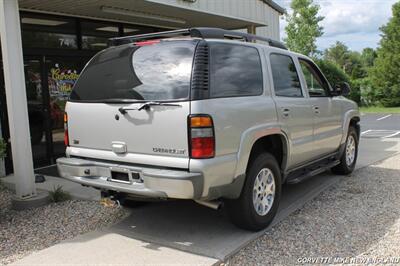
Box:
[153,148,186,155]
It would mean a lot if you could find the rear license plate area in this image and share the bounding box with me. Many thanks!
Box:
[110,170,130,183]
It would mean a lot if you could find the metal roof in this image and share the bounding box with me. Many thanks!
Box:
[18,0,267,29]
[262,0,286,14]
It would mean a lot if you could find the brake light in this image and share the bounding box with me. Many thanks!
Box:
[64,113,69,147]
[134,40,160,46]
[189,115,215,159]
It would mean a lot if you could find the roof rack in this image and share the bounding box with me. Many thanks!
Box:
[108,27,287,50]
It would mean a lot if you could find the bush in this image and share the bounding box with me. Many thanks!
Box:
[49,185,71,202]
[315,59,361,103]
[315,59,350,86]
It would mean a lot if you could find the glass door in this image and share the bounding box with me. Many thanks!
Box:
[45,57,86,161]
[24,57,51,167]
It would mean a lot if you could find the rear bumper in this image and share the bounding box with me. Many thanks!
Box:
[56,157,203,199]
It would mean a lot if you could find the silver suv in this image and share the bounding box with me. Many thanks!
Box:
[57,28,360,231]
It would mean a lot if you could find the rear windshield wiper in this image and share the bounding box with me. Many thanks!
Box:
[81,99,142,104]
[118,101,182,114]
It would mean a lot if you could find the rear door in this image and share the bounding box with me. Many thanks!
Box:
[268,52,315,168]
[66,40,198,168]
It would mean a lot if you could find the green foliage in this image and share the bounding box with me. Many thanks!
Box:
[315,59,361,103]
[324,42,367,80]
[361,48,377,69]
[0,138,7,159]
[315,59,349,86]
[284,0,324,57]
[352,78,376,106]
[370,2,400,107]
[324,41,349,69]
[49,185,71,203]
[360,106,400,113]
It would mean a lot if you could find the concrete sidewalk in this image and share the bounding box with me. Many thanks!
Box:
[10,231,218,266]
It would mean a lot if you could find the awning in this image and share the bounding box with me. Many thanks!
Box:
[19,0,266,30]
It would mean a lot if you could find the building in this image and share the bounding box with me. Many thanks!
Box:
[0,0,284,199]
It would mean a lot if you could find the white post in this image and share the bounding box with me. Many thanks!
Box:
[0,0,36,198]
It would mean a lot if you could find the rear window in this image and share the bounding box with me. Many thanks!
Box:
[70,40,197,102]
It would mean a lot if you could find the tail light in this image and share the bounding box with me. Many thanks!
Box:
[134,40,160,46]
[189,115,215,159]
[64,113,69,146]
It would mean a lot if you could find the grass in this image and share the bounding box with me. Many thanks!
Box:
[360,106,400,113]
[49,185,71,203]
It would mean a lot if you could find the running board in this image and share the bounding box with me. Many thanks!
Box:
[285,160,340,184]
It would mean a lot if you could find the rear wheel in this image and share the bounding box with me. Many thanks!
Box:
[226,153,281,231]
[332,126,358,175]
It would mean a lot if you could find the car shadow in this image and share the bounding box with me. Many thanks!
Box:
[108,173,343,260]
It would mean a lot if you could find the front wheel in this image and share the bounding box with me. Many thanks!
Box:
[226,153,281,231]
[332,126,359,175]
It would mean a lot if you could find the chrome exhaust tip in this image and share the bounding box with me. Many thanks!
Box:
[195,200,223,210]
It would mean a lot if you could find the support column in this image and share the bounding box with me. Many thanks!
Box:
[247,25,257,35]
[0,0,36,198]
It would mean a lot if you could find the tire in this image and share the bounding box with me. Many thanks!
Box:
[226,152,282,231]
[331,126,358,175]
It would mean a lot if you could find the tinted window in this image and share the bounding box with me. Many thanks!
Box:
[270,54,302,97]
[299,59,330,97]
[70,40,196,101]
[210,43,263,98]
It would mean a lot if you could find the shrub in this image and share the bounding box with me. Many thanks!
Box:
[315,59,362,103]
[49,185,71,202]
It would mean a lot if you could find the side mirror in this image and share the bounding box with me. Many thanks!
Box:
[334,82,351,96]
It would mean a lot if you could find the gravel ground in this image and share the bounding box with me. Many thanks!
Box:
[228,154,400,265]
[0,189,129,265]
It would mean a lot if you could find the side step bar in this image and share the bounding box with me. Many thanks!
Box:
[285,160,340,184]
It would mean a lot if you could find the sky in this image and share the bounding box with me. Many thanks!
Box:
[274,0,398,52]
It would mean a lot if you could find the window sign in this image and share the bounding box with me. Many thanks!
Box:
[49,63,80,101]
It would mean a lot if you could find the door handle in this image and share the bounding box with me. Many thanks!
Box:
[313,106,320,114]
[282,108,290,117]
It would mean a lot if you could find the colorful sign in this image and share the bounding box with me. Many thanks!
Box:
[49,67,79,100]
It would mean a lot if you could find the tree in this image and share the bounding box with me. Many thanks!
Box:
[315,59,349,87]
[360,48,377,69]
[324,42,365,79]
[324,41,349,69]
[284,0,324,57]
[315,59,361,103]
[370,2,400,107]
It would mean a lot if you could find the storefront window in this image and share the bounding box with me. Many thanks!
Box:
[0,12,168,173]
[21,14,77,49]
[81,21,121,50]
[46,59,84,160]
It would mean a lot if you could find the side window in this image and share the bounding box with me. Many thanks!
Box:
[299,59,331,97]
[209,43,263,98]
[270,54,302,97]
